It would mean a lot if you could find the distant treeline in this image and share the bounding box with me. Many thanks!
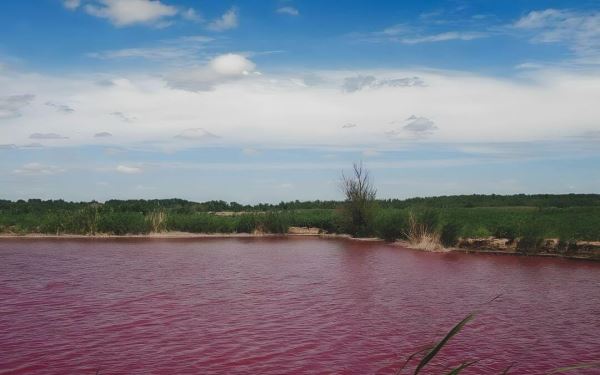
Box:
[1,195,599,246]
[2,194,599,214]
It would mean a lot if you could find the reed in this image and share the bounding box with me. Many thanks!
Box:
[405,211,443,251]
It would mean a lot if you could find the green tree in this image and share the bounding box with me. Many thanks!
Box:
[340,162,377,237]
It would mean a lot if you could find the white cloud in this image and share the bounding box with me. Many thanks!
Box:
[0,94,35,119]
[83,0,177,27]
[182,8,202,22]
[207,7,238,31]
[21,143,44,149]
[514,9,600,62]
[386,116,438,140]
[46,101,74,113]
[88,35,213,60]
[1,66,600,150]
[174,128,219,140]
[167,53,257,91]
[62,0,81,10]
[29,133,69,140]
[342,75,424,92]
[277,7,299,16]
[111,111,136,122]
[116,165,142,174]
[13,163,65,176]
[363,23,488,44]
[210,53,255,76]
[400,31,487,44]
[94,132,113,137]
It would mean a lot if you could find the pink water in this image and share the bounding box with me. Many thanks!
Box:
[0,238,599,374]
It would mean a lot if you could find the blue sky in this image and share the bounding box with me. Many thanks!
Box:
[0,0,599,202]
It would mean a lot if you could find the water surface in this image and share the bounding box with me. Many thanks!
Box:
[1,237,599,374]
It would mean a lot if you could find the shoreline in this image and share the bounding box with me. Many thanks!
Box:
[1,231,598,261]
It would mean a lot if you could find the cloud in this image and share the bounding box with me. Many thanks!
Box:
[110,111,135,122]
[0,144,17,150]
[386,116,437,140]
[21,143,44,148]
[29,133,69,140]
[342,75,424,92]
[342,123,357,129]
[182,8,202,22]
[83,0,177,27]
[361,21,489,44]
[2,66,600,149]
[513,9,600,62]
[13,163,65,176]
[94,132,113,138]
[0,94,35,119]
[62,0,81,10]
[88,35,213,60]
[277,7,299,16]
[207,7,238,31]
[210,53,255,75]
[46,101,74,113]
[116,165,142,174]
[174,128,219,140]
[400,31,487,44]
[166,53,257,91]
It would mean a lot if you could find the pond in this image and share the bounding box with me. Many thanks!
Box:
[1,237,598,374]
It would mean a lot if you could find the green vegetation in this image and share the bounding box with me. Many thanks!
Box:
[339,162,377,237]
[0,195,599,243]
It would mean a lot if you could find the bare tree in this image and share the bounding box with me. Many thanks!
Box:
[340,162,377,236]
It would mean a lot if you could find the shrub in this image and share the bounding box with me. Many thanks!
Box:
[257,212,289,234]
[236,214,257,233]
[98,212,150,235]
[374,210,408,242]
[517,235,543,254]
[471,226,492,238]
[440,222,461,247]
[417,209,440,234]
[493,225,518,240]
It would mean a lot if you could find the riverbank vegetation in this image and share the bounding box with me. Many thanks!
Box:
[2,164,600,254]
[1,198,599,243]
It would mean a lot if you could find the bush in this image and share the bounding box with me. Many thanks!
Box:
[165,213,236,233]
[440,222,461,247]
[517,235,543,254]
[258,212,289,234]
[374,210,408,242]
[417,209,440,234]
[493,225,518,240]
[98,212,150,235]
[236,214,257,233]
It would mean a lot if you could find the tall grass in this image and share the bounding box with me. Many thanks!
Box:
[405,211,443,251]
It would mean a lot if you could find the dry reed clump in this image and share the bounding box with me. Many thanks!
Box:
[405,212,445,251]
[148,211,167,233]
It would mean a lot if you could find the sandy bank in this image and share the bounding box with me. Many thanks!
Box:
[1,229,598,260]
